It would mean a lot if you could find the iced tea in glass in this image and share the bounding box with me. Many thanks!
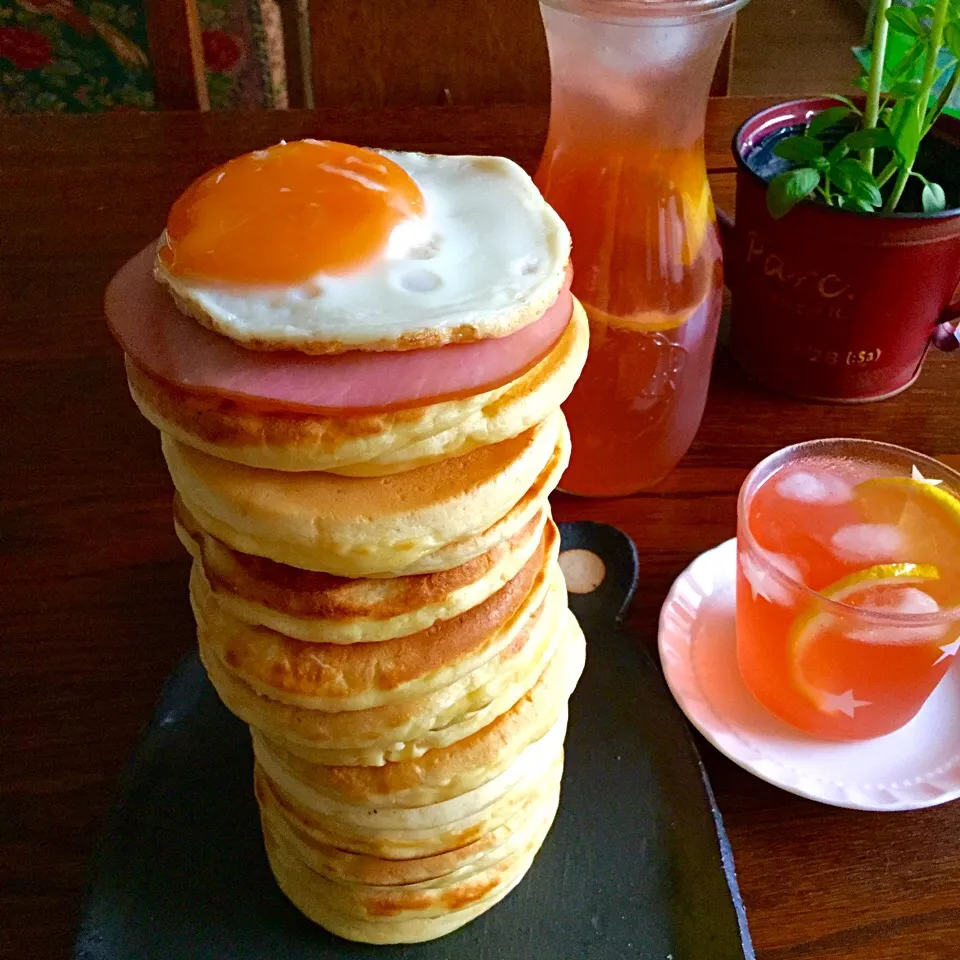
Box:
[736,439,960,740]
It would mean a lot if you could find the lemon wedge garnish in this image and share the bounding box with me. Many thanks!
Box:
[852,476,960,591]
[855,476,960,525]
[788,563,941,711]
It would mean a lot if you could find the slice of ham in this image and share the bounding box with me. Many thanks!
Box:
[105,245,573,414]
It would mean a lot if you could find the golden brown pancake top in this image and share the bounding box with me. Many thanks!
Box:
[177,494,543,623]
[199,582,557,752]
[194,524,551,704]
[256,619,582,806]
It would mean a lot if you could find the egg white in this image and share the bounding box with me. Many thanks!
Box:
[154,150,571,353]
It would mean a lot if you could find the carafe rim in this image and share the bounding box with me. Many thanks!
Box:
[539,0,750,24]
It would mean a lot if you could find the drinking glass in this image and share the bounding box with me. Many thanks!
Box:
[736,438,960,740]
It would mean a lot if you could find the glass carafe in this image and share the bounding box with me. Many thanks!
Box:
[536,0,747,496]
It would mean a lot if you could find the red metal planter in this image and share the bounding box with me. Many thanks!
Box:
[726,98,960,402]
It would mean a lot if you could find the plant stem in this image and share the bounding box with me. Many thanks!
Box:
[885,0,951,212]
[863,0,893,174]
[876,157,899,188]
[887,165,912,212]
[918,0,949,99]
[821,174,833,206]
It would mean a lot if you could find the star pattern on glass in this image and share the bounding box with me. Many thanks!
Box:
[740,552,775,603]
[934,637,960,666]
[912,465,943,486]
[817,689,872,718]
[740,551,795,606]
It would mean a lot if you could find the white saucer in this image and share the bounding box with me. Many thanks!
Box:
[658,539,960,811]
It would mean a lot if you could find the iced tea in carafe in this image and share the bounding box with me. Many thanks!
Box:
[536,0,746,496]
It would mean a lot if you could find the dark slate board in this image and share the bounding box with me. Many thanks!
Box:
[74,521,754,960]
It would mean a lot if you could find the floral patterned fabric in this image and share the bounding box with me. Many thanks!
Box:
[199,0,286,109]
[0,2,154,112]
[0,0,287,112]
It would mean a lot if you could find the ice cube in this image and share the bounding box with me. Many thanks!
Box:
[865,586,941,616]
[830,523,904,562]
[776,471,852,505]
[586,18,704,74]
[847,587,947,644]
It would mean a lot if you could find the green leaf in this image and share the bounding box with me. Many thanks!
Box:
[892,103,922,165]
[811,155,832,172]
[889,42,926,84]
[887,97,907,132]
[922,181,947,213]
[852,74,871,91]
[808,106,853,138]
[766,168,821,219]
[840,127,895,151]
[839,195,878,213]
[855,182,883,209]
[773,136,824,164]
[946,23,960,60]
[819,93,863,114]
[826,141,848,164]
[886,7,924,36]
[885,78,923,98]
[925,65,959,133]
[835,159,883,207]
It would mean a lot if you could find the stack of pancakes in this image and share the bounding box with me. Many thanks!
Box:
[110,145,588,943]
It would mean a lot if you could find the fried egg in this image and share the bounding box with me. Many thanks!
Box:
[154,140,571,354]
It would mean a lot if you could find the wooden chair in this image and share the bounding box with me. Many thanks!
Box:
[145,0,208,110]
[147,0,293,110]
[288,0,735,108]
[712,25,736,98]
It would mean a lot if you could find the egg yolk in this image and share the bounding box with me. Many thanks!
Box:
[160,140,425,285]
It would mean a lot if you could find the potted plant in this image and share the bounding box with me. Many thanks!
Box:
[725,0,960,402]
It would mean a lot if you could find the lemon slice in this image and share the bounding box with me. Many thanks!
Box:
[679,176,715,267]
[855,475,960,524]
[789,563,941,712]
[852,476,960,574]
[585,299,705,334]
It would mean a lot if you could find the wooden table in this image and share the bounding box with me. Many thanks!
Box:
[2,98,958,960]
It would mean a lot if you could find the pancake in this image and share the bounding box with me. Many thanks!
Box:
[127,299,587,474]
[199,585,568,768]
[262,786,557,907]
[164,409,568,577]
[261,786,558,943]
[259,769,559,887]
[192,526,560,713]
[252,621,584,809]
[254,741,564,860]
[176,496,547,645]
[263,812,549,944]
